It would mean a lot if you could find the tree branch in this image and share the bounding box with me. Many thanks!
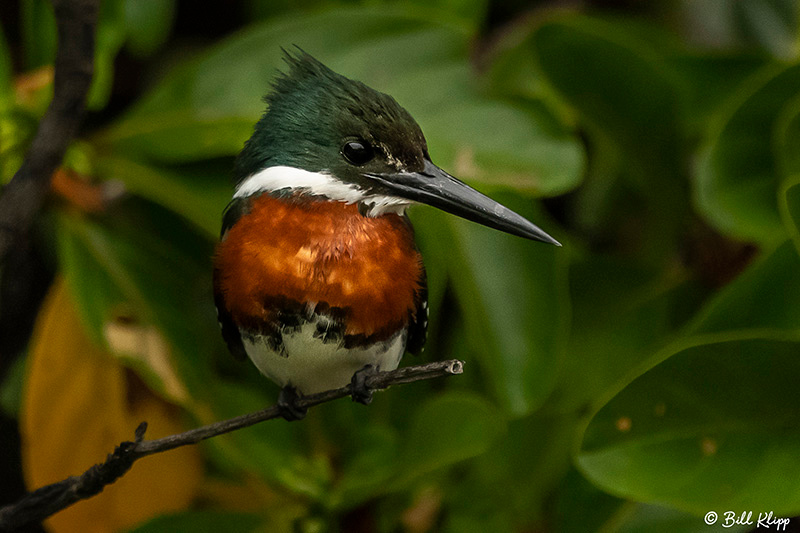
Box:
[0,359,464,531]
[0,0,99,265]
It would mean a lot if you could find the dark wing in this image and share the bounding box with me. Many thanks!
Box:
[405,263,428,355]
[213,270,248,361]
[220,197,251,238]
[215,196,252,361]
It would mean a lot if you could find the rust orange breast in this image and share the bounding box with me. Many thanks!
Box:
[213,194,423,338]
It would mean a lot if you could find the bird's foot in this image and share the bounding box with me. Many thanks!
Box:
[278,385,307,421]
[350,364,379,405]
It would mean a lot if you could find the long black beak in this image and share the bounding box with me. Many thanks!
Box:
[365,160,561,245]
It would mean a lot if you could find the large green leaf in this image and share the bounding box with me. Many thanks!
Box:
[695,63,800,244]
[98,7,583,196]
[578,337,800,514]
[577,239,800,514]
[436,195,568,417]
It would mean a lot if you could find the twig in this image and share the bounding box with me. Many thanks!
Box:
[0,0,99,265]
[0,359,464,531]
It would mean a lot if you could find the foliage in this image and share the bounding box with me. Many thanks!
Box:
[1,0,799,531]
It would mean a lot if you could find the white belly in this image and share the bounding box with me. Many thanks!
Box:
[243,322,406,394]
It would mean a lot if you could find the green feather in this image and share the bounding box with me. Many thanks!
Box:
[234,48,428,187]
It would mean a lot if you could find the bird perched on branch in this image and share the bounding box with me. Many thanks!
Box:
[213,50,559,419]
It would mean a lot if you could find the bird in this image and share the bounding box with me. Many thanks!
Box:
[213,49,560,419]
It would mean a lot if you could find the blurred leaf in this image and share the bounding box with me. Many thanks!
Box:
[688,241,800,334]
[555,254,705,412]
[777,93,800,254]
[781,177,800,254]
[696,63,800,244]
[679,0,798,59]
[0,24,11,98]
[0,354,26,416]
[532,17,683,172]
[554,468,624,533]
[200,380,327,499]
[440,196,567,417]
[20,0,56,69]
[56,202,219,402]
[614,503,750,533]
[129,511,263,533]
[391,391,505,489]
[22,280,203,532]
[96,156,231,237]
[531,16,690,260]
[578,337,800,514]
[88,0,127,109]
[124,0,177,58]
[668,52,769,136]
[444,412,578,530]
[330,424,400,509]
[99,7,583,196]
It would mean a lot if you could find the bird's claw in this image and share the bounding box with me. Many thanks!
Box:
[278,385,307,421]
[350,364,379,405]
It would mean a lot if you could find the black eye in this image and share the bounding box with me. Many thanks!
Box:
[342,140,374,166]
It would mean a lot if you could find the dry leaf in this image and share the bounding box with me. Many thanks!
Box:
[21,279,204,533]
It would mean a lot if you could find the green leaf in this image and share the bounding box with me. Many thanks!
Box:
[680,0,799,59]
[440,195,568,417]
[124,0,177,57]
[129,511,263,533]
[578,337,800,515]
[777,93,800,254]
[329,424,400,509]
[99,7,583,196]
[614,503,750,533]
[201,380,328,499]
[87,0,127,109]
[20,0,56,69]
[695,63,800,244]
[530,16,690,261]
[688,241,800,335]
[56,201,219,402]
[556,253,705,412]
[532,17,683,169]
[781,177,800,254]
[95,156,231,237]
[0,24,12,97]
[392,391,505,488]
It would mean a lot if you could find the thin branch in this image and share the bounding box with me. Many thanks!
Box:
[0,359,464,531]
[0,0,99,265]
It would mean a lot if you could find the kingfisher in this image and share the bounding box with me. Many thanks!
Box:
[213,50,560,419]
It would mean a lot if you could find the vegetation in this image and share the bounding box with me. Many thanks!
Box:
[1,0,798,531]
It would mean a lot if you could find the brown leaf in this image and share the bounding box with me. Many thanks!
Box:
[21,279,204,532]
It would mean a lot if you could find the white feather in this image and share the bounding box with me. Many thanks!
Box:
[243,323,406,394]
[234,165,412,216]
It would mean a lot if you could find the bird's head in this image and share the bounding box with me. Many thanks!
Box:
[234,49,560,245]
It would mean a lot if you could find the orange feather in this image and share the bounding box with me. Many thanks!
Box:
[214,195,423,338]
